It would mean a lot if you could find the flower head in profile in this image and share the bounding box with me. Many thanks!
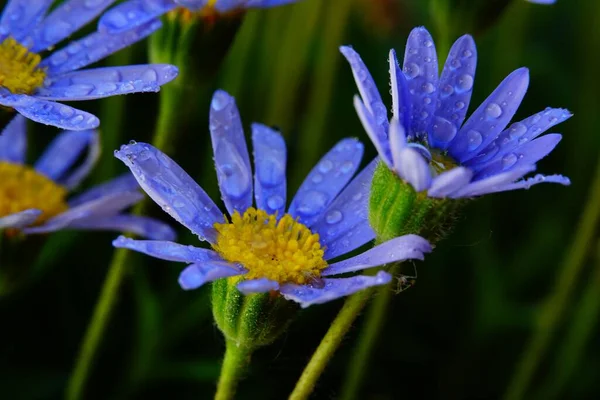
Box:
[99,0,299,33]
[0,115,175,240]
[113,90,431,308]
[341,27,570,199]
[0,0,178,130]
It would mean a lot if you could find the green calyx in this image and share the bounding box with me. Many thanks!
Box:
[369,161,468,243]
[212,277,298,350]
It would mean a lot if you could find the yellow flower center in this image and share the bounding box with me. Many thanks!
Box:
[213,207,328,285]
[429,149,459,175]
[0,162,68,226]
[0,37,46,95]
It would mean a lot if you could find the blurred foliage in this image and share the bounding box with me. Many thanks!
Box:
[1,0,599,399]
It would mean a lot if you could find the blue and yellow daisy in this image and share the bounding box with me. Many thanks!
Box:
[341,27,570,198]
[99,0,299,33]
[0,0,178,130]
[0,115,174,240]
[113,90,431,308]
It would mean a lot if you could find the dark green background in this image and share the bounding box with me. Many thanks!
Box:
[1,0,599,398]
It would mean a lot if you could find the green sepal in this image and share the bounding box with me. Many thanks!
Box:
[212,277,298,349]
[369,161,468,243]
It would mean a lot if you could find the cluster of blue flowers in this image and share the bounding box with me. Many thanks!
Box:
[0,0,565,308]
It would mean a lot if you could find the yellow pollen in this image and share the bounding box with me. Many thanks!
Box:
[0,162,68,226]
[0,37,46,94]
[213,207,328,285]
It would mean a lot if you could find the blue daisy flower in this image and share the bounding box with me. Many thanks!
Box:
[527,0,555,4]
[340,27,571,198]
[99,0,299,33]
[0,115,175,240]
[0,0,178,131]
[112,90,431,308]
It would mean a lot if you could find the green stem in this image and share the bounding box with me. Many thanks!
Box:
[214,340,252,400]
[289,287,375,400]
[504,159,600,400]
[65,248,129,400]
[537,242,600,400]
[340,265,399,400]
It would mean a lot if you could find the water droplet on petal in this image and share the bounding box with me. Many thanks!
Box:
[431,117,457,143]
[455,74,474,93]
[485,103,503,119]
[467,130,482,150]
[267,195,284,210]
[318,159,333,173]
[502,153,518,169]
[325,210,343,224]
[404,63,420,79]
[508,122,527,139]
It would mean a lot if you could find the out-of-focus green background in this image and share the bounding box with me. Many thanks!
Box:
[1,0,599,398]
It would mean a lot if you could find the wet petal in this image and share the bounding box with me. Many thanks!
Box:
[322,234,431,276]
[0,115,27,164]
[252,123,287,217]
[237,278,280,294]
[289,138,363,226]
[37,65,178,101]
[450,68,530,163]
[69,215,176,240]
[451,166,535,198]
[340,46,390,152]
[0,0,52,42]
[113,236,222,262]
[403,27,438,140]
[209,90,253,215]
[432,34,477,150]
[98,0,176,33]
[35,129,97,182]
[388,117,407,168]
[28,0,118,52]
[474,134,562,180]
[0,209,41,229]
[491,173,570,194]
[280,271,392,308]
[114,142,224,242]
[179,261,245,290]
[427,167,473,198]
[353,95,391,167]
[310,159,377,260]
[389,49,411,132]
[41,19,162,76]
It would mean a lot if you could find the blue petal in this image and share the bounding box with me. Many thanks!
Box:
[0,115,27,164]
[37,64,178,101]
[98,0,176,34]
[0,93,99,130]
[526,0,555,4]
[395,147,431,192]
[466,108,572,171]
[114,142,224,242]
[353,95,392,167]
[35,129,97,182]
[388,117,407,164]
[432,34,477,150]
[451,166,535,198]
[68,215,176,240]
[243,0,298,8]
[174,0,208,10]
[474,134,562,180]
[252,123,287,217]
[0,0,52,42]
[490,174,570,194]
[0,209,41,229]
[179,261,244,290]
[209,90,253,215]
[113,236,223,262]
[311,159,377,260]
[236,278,280,294]
[23,191,143,235]
[289,138,364,226]
[322,235,431,276]
[340,46,390,159]
[402,27,438,140]
[449,68,530,163]
[427,167,473,198]
[389,49,411,133]
[27,0,118,52]
[69,174,139,207]
[41,19,162,76]
[59,132,100,189]
[279,271,392,308]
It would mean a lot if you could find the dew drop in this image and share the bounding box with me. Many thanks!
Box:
[508,122,527,139]
[502,153,518,169]
[267,195,284,210]
[455,101,465,110]
[325,210,343,224]
[404,63,420,79]
[421,82,435,94]
[467,130,482,150]
[431,117,457,143]
[455,74,474,93]
[318,159,333,173]
[340,161,354,174]
[311,173,323,183]
[485,103,503,119]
